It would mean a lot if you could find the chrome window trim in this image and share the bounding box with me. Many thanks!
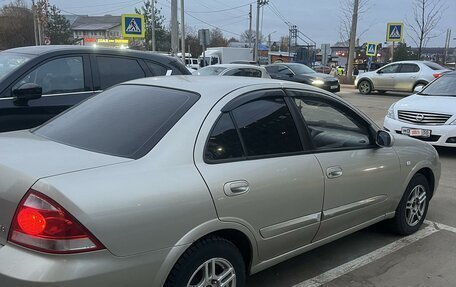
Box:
[0,90,100,100]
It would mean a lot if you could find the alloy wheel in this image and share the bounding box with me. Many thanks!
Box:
[187,258,236,287]
[405,185,427,227]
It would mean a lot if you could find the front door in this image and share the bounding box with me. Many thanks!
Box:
[374,63,400,90]
[286,90,402,241]
[194,89,324,261]
[0,55,94,132]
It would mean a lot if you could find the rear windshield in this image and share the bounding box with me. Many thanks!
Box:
[193,66,227,76]
[420,74,456,97]
[34,85,199,159]
[424,62,446,71]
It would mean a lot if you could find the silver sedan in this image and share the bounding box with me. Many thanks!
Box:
[0,76,440,286]
[355,60,450,94]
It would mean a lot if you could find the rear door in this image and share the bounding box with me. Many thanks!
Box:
[194,88,324,260]
[394,63,420,92]
[0,54,93,132]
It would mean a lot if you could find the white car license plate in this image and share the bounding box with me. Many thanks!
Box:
[401,127,431,138]
[330,85,338,89]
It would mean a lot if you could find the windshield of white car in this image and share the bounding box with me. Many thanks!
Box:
[419,75,456,96]
[288,64,316,74]
[0,52,33,80]
[193,66,227,76]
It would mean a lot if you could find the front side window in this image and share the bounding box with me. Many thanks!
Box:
[277,66,294,76]
[232,96,302,157]
[379,64,400,74]
[289,91,372,150]
[13,57,85,95]
[205,113,245,161]
[96,56,145,89]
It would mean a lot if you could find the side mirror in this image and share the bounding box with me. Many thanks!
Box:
[376,70,383,74]
[413,86,423,93]
[286,72,294,77]
[13,83,42,100]
[376,130,394,147]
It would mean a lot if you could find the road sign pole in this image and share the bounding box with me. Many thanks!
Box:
[392,42,395,61]
[151,0,156,51]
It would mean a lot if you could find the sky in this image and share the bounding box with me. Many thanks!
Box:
[49,0,456,48]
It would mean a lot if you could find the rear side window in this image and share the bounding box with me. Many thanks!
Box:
[34,85,199,159]
[96,56,145,89]
[400,64,420,73]
[424,62,446,71]
[232,97,302,157]
[224,68,262,78]
[205,113,245,161]
[146,61,169,76]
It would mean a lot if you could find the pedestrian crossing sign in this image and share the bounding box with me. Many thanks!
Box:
[366,42,377,56]
[121,14,145,38]
[386,23,404,42]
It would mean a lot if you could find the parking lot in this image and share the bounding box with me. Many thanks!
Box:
[247,86,456,287]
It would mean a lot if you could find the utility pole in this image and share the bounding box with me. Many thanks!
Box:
[255,0,268,63]
[32,0,38,46]
[171,0,178,55]
[151,0,156,51]
[346,0,359,81]
[180,0,185,63]
[444,29,451,65]
[248,4,252,48]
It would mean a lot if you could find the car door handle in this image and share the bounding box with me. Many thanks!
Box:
[326,166,343,179]
[223,180,250,196]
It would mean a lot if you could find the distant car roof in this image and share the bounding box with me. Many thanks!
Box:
[210,64,264,69]
[4,45,178,62]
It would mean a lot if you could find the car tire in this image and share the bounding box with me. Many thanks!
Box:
[358,80,372,94]
[389,174,430,235]
[164,236,246,287]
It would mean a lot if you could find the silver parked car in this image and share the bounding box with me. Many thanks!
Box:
[192,63,271,78]
[0,76,440,286]
[355,60,451,94]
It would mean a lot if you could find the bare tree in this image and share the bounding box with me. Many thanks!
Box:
[0,0,34,50]
[407,0,445,59]
[338,0,370,43]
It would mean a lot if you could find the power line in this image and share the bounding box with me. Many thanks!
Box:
[186,3,253,14]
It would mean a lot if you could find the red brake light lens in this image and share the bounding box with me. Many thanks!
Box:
[8,190,104,254]
[433,73,442,78]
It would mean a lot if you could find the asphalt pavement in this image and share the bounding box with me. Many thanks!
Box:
[246,85,456,287]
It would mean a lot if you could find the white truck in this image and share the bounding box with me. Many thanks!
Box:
[199,47,253,67]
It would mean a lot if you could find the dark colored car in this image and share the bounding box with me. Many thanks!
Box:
[313,65,331,74]
[0,45,190,132]
[265,63,340,92]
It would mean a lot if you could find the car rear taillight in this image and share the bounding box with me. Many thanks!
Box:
[433,73,442,78]
[8,190,104,254]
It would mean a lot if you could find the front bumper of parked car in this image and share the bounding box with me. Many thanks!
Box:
[384,116,456,147]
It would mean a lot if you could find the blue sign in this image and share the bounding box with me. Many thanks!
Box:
[386,23,404,42]
[121,14,145,38]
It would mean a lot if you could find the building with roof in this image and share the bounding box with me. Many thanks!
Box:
[67,15,123,46]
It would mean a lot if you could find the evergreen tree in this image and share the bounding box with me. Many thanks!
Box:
[135,0,170,51]
[45,4,73,44]
[394,43,419,61]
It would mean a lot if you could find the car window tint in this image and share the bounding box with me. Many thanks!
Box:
[205,113,245,161]
[224,68,262,78]
[34,85,198,159]
[400,64,420,73]
[96,56,145,89]
[380,64,399,74]
[232,96,302,157]
[290,92,372,150]
[13,57,85,95]
[146,61,169,76]
[265,66,279,74]
[277,66,293,76]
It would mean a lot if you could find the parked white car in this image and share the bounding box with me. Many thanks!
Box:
[355,61,451,94]
[193,64,271,78]
[384,71,456,147]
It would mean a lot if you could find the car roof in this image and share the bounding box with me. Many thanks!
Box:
[4,45,177,62]
[212,64,264,69]
[125,75,321,99]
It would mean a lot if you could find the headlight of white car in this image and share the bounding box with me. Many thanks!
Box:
[387,103,396,119]
[312,80,325,86]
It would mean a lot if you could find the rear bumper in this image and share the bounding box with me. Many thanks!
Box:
[384,116,456,147]
[0,242,176,287]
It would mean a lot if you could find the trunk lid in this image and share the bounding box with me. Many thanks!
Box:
[0,130,131,245]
